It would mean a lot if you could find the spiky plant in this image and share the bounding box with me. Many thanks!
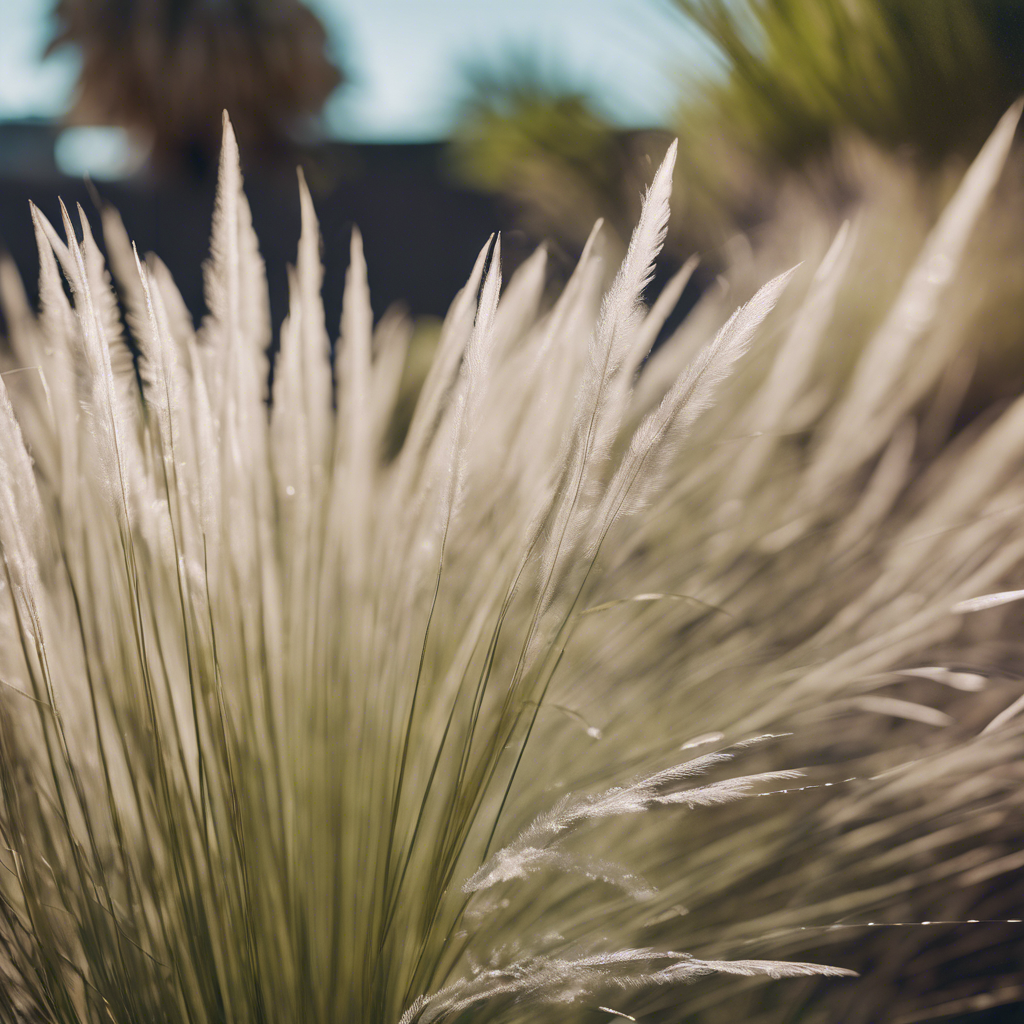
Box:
[672,0,1024,167]
[1,105,1024,1024]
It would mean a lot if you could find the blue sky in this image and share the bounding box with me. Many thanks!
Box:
[0,0,711,140]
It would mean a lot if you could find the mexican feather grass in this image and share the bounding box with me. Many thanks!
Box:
[1,108,1024,1023]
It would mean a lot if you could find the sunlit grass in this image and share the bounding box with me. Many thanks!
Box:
[0,108,1023,1023]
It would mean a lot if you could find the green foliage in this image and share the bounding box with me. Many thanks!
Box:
[449,70,649,254]
[674,0,1024,194]
[451,76,617,195]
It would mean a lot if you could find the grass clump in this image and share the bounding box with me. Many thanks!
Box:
[0,108,1023,1023]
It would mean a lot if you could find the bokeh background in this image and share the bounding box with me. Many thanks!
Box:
[2,3,1024,1021]
[3,1,1024,403]
[0,0,705,345]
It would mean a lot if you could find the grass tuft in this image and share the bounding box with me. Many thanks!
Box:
[1,109,1024,1023]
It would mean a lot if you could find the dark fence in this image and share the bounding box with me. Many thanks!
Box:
[0,133,507,343]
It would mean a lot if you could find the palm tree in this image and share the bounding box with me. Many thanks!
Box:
[48,0,342,173]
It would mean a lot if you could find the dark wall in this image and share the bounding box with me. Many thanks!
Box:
[0,140,506,345]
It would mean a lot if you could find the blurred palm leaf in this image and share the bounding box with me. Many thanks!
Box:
[675,0,1024,163]
[672,0,1024,235]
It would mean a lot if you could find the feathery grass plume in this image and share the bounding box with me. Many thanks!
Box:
[1,106,1024,1024]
